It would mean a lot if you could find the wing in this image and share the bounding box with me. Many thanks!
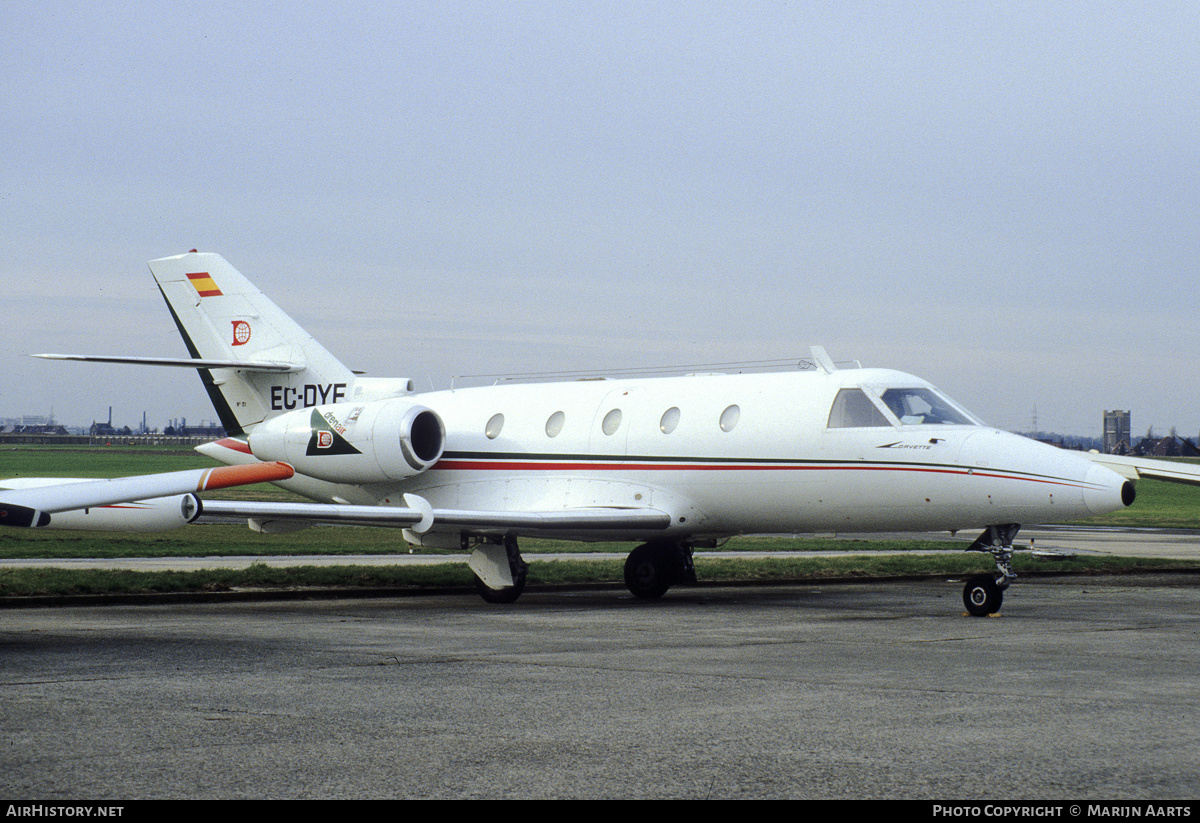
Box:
[2,460,671,537]
[1082,452,1200,487]
[0,463,295,528]
[197,498,673,535]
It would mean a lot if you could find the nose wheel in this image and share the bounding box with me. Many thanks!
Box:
[963,524,1019,616]
[963,574,1004,616]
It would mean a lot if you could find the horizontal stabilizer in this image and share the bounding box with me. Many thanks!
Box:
[32,353,302,373]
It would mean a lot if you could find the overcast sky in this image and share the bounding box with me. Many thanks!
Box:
[3,2,1197,438]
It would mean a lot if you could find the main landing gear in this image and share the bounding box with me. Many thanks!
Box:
[467,534,528,604]
[623,540,696,599]
[468,534,697,603]
[962,524,1020,616]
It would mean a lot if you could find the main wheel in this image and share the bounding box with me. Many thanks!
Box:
[624,542,684,599]
[474,573,525,604]
[472,535,527,604]
[962,574,1003,616]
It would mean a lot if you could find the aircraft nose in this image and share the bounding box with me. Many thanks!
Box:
[1082,462,1136,516]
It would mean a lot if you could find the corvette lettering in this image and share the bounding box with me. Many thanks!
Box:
[270,383,346,410]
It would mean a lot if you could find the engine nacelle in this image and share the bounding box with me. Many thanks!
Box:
[248,399,445,484]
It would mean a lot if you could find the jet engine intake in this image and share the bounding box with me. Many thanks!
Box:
[248,399,446,484]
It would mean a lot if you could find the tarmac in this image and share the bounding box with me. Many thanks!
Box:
[2,526,1198,800]
[3,525,1199,573]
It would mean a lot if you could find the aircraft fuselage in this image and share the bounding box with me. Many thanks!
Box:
[236,365,1132,546]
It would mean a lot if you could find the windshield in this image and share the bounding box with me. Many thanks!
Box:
[879,388,976,425]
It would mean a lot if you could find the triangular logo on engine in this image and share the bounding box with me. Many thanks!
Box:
[306,409,362,456]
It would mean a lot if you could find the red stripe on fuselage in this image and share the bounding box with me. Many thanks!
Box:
[429,458,1095,489]
[213,438,253,454]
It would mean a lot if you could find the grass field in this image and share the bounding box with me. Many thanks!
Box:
[3,444,1199,597]
[1,444,214,477]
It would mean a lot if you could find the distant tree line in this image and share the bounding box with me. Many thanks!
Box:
[1018,430,1200,457]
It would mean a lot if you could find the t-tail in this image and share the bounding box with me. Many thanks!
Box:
[35,252,376,438]
[148,252,359,436]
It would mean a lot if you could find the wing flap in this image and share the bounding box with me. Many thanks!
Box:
[198,499,673,532]
[199,499,427,528]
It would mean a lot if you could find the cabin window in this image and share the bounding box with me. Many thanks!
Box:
[602,408,622,435]
[827,389,892,428]
[719,404,740,432]
[879,388,974,425]
[659,407,680,434]
[485,413,504,439]
[545,411,565,437]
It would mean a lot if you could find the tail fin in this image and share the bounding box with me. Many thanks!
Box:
[150,252,357,437]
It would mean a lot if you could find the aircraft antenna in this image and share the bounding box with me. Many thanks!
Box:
[453,356,830,385]
[808,346,837,374]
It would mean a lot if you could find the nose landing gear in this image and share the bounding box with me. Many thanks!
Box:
[963,574,1004,616]
[963,524,1019,616]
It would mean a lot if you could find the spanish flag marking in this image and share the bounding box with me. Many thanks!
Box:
[186,271,223,297]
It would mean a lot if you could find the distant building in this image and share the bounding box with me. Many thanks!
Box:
[162,418,225,438]
[1133,435,1200,458]
[8,423,68,435]
[1,415,67,436]
[89,420,132,438]
[1103,410,1131,454]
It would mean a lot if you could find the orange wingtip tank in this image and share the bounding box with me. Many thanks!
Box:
[198,462,295,491]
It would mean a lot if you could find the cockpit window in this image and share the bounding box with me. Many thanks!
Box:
[827,389,892,428]
[880,388,974,425]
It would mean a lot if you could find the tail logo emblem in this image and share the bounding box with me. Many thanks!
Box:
[231,320,251,346]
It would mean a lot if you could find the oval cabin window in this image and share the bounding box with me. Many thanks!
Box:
[660,407,680,434]
[485,413,504,439]
[719,404,740,432]
[602,409,622,435]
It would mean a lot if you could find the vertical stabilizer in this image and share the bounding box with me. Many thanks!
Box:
[150,252,356,436]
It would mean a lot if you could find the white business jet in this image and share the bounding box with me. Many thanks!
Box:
[6,252,1190,614]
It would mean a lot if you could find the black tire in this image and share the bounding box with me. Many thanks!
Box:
[474,573,525,604]
[624,542,683,599]
[963,574,1003,616]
